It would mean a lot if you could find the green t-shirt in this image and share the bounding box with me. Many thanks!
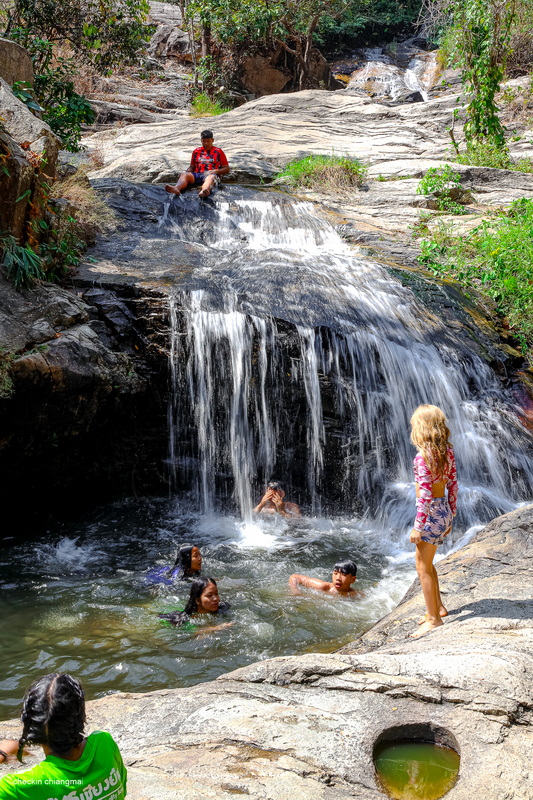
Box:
[0,731,127,800]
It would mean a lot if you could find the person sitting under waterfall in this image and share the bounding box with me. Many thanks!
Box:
[254,481,301,518]
[158,576,233,633]
[145,543,203,586]
[409,404,458,638]
[0,673,127,799]
[165,129,230,198]
[289,559,360,597]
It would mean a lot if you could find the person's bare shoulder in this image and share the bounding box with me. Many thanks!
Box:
[285,502,301,517]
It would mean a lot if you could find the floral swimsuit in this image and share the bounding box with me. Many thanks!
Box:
[413,446,458,545]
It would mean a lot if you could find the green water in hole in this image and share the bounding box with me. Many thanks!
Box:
[374,741,460,800]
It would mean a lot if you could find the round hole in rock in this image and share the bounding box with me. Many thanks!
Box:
[373,723,460,800]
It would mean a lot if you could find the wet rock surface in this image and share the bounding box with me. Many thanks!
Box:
[2,505,532,799]
[0,273,169,528]
[84,86,533,247]
[75,179,526,377]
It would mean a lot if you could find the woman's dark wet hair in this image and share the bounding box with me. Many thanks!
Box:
[333,559,357,577]
[159,576,221,627]
[18,673,85,760]
[172,543,200,579]
[267,480,284,492]
[184,576,216,615]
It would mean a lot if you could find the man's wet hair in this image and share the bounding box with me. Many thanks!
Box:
[201,129,214,139]
[267,480,284,492]
[333,559,357,577]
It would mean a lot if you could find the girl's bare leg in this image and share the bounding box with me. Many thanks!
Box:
[411,542,444,637]
[418,565,448,622]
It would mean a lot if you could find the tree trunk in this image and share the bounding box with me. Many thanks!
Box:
[201,21,211,58]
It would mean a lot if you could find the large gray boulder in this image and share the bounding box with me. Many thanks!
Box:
[0,77,60,170]
[2,505,532,799]
[85,89,460,183]
[84,84,533,189]
[0,37,33,86]
[0,79,61,241]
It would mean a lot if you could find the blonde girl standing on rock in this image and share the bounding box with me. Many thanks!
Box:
[409,404,458,637]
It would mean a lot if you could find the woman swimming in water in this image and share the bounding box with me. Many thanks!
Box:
[409,404,458,637]
[174,544,202,579]
[158,576,232,632]
[145,543,202,585]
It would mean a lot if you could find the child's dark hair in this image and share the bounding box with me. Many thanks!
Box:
[172,543,200,579]
[333,559,357,577]
[18,673,85,760]
[201,129,214,139]
[158,576,219,627]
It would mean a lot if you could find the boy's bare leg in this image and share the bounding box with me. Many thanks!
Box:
[165,172,195,195]
[198,174,217,197]
[411,542,444,637]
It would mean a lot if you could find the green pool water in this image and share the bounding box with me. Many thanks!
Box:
[374,741,460,800]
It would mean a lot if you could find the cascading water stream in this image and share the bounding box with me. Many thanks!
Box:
[3,186,533,720]
[165,193,533,534]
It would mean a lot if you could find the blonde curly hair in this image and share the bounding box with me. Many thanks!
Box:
[410,404,451,479]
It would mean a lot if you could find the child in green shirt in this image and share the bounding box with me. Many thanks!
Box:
[0,673,126,800]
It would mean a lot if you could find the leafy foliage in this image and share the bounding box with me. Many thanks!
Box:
[450,0,515,146]
[3,0,152,149]
[5,0,153,73]
[453,140,533,172]
[417,198,533,357]
[11,81,43,113]
[317,0,423,50]
[11,38,97,150]
[12,55,94,151]
[275,154,368,191]
[32,49,95,151]
[185,0,350,90]
[422,0,516,152]
[0,348,15,400]
[0,234,45,289]
[416,165,468,213]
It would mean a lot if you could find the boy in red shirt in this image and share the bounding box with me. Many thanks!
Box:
[165,129,230,198]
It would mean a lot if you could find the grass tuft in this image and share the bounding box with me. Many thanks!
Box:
[275,155,367,192]
[453,141,533,173]
[51,167,117,235]
[190,93,231,117]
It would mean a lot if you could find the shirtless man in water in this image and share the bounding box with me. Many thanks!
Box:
[289,560,360,596]
[254,481,301,518]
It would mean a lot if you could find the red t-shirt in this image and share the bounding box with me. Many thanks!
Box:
[190,146,229,173]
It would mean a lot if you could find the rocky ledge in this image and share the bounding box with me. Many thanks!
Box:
[82,82,533,256]
[2,505,532,799]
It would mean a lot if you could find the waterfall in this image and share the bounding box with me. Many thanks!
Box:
[166,192,533,532]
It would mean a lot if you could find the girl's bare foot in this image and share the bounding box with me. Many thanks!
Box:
[418,607,448,624]
[410,618,443,638]
[198,188,210,198]
[165,185,180,195]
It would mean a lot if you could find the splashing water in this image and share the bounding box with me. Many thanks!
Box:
[165,193,533,534]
